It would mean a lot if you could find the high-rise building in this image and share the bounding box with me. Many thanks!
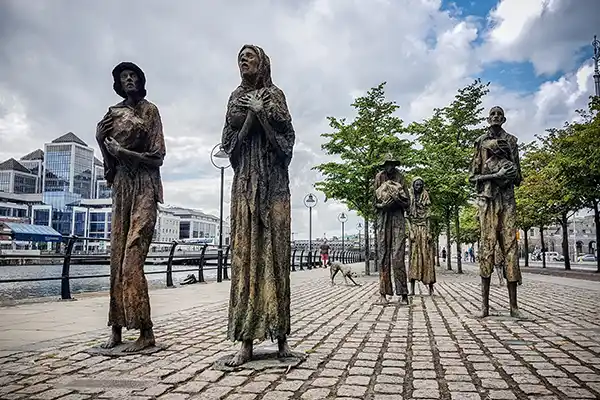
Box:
[43,132,94,198]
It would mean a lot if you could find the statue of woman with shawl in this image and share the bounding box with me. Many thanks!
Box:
[408,177,436,296]
[96,62,166,352]
[221,45,295,366]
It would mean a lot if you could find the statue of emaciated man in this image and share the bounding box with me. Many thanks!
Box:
[469,106,522,318]
[222,45,295,366]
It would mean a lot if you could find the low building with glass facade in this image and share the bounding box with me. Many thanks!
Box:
[0,158,39,194]
[19,149,44,193]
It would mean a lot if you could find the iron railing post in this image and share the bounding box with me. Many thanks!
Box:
[198,244,208,283]
[166,241,178,287]
[291,248,297,271]
[223,246,231,280]
[60,236,77,300]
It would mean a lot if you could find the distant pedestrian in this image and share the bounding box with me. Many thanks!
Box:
[441,248,447,263]
[469,247,475,262]
[320,239,330,268]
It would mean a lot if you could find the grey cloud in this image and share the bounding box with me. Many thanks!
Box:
[0,0,595,238]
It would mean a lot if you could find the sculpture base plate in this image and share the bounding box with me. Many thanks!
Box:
[84,342,164,357]
[212,346,307,372]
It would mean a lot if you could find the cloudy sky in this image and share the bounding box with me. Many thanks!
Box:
[0,0,598,239]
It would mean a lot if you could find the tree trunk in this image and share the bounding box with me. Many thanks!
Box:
[560,212,571,271]
[364,217,370,275]
[454,206,463,274]
[445,209,452,271]
[373,215,379,272]
[435,237,440,267]
[540,225,546,269]
[594,198,600,273]
[523,228,529,267]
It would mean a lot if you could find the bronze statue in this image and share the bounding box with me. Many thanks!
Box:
[374,153,410,305]
[469,106,522,318]
[408,177,435,296]
[96,62,166,351]
[222,45,295,366]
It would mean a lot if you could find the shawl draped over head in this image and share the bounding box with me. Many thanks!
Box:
[409,177,431,220]
[221,44,295,226]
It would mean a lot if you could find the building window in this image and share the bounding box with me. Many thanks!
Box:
[13,173,37,194]
[180,221,190,239]
[73,146,94,198]
[33,209,50,226]
[0,172,11,192]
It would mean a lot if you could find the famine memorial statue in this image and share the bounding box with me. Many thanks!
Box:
[374,153,410,305]
[96,62,166,352]
[408,177,436,296]
[469,106,522,318]
[221,45,296,366]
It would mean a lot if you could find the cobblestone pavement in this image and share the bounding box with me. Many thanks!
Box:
[0,265,599,400]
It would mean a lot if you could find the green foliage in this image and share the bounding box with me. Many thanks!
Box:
[451,203,479,245]
[407,79,490,229]
[551,97,600,209]
[515,141,558,229]
[516,127,584,230]
[313,82,413,218]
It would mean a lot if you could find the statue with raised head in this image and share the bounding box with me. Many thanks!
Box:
[374,153,410,305]
[96,62,166,351]
[408,177,436,296]
[469,106,522,318]
[221,45,295,366]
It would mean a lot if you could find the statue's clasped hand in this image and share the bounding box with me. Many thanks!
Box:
[239,90,271,114]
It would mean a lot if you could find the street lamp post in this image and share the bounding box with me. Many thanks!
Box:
[338,212,348,257]
[592,35,600,97]
[356,222,363,255]
[303,193,318,269]
[211,143,230,283]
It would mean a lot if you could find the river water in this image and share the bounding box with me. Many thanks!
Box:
[0,264,218,302]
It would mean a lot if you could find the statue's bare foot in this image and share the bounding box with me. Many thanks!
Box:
[376,295,388,305]
[401,294,409,304]
[123,328,155,353]
[510,307,522,318]
[226,341,252,367]
[278,337,293,358]
[101,326,122,349]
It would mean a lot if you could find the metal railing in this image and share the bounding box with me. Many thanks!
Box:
[0,235,364,300]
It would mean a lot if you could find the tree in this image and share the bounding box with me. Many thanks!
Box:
[313,82,413,275]
[515,141,559,269]
[552,97,600,272]
[538,129,584,270]
[515,185,536,267]
[452,203,479,249]
[408,79,489,273]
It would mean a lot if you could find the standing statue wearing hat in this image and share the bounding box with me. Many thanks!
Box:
[96,62,166,352]
[374,153,410,304]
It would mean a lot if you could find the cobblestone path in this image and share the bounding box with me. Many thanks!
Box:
[0,265,599,399]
